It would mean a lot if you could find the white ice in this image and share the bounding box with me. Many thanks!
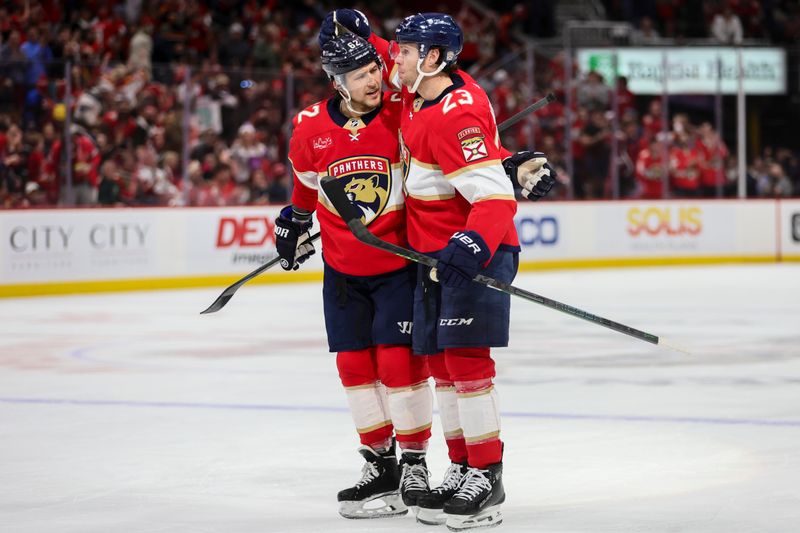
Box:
[1,264,799,533]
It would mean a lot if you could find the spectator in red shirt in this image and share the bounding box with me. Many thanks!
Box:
[670,133,701,196]
[642,98,664,138]
[615,76,636,117]
[46,126,101,205]
[695,122,730,197]
[635,137,668,199]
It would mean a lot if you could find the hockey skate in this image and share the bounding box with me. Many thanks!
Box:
[398,449,430,513]
[337,444,408,519]
[443,462,505,531]
[416,461,468,525]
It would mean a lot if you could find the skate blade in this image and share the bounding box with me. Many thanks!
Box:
[416,506,447,526]
[445,505,502,531]
[339,491,408,520]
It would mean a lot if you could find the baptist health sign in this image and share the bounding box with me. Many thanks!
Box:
[577,47,786,95]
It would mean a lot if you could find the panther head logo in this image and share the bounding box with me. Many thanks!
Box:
[344,175,389,223]
[328,156,392,225]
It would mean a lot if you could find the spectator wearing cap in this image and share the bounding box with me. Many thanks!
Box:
[219,22,251,68]
[128,22,154,75]
[230,123,267,185]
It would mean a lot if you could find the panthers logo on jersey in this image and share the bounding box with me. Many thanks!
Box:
[328,156,391,225]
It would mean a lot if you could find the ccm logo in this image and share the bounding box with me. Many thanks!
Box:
[439,317,474,326]
[792,214,800,243]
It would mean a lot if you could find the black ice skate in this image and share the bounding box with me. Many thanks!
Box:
[416,461,469,525]
[398,449,430,512]
[443,462,505,531]
[337,444,408,519]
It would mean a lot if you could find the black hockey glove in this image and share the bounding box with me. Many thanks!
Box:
[502,151,557,201]
[274,205,315,271]
[319,9,371,48]
[434,231,490,290]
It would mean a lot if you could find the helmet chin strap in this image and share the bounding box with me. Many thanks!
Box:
[335,82,371,116]
[410,57,447,94]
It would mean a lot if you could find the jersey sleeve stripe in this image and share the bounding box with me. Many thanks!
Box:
[406,192,457,201]
[449,163,515,204]
[293,169,319,190]
[410,157,442,171]
[443,159,502,179]
[473,194,516,202]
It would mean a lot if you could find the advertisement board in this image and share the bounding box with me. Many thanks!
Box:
[0,200,791,296]
[1,209,160,282]
[182,207,323,275]
[576,47,786,95]
[779,200,800,259]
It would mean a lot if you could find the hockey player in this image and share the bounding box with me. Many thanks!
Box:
[389,14,514,530]
[274,33,434,520]
[319,10,556,530]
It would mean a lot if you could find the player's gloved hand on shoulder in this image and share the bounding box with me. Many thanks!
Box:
[433,231,491,289]
[275,205,315,271]
[502,151,557,201]
[318,9,371,47]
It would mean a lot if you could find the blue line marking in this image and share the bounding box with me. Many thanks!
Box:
[1,397,798,428]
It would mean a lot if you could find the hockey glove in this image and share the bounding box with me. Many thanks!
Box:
[502,151,557,201]
[274,205,315,271]
[319,9,371,47]
[434,231,491,290]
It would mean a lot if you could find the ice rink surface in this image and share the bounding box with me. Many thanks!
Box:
[1,264,799,533]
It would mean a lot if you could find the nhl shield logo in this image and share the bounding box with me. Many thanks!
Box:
[328,156,392,225]
[458,127,488,163]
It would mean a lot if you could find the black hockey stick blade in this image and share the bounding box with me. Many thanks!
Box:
[497,92,556,134]
[200,231,321,315]
[320,176,684,351]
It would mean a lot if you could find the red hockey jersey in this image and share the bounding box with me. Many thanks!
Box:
[289,92,408,276]
[371,36,518,257]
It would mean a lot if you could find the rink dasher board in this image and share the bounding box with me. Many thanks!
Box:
[1,200,798,297]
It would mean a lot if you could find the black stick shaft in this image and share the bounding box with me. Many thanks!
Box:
[497,92,556,133]
[200,91,558,314]
[200,232,321,314]
[322,177,660,346]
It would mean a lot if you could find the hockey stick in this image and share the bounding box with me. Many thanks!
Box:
[320,176,685,352]
[199,232,321,315]
[200,93,556,315]
[497,92,556,134]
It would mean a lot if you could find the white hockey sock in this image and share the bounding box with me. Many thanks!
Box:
[435,380,464,441]
[386,380,432,445]
[344,381,392,440]
[455,378,501,446]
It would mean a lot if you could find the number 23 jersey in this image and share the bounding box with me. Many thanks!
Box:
[398,70,519,256]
